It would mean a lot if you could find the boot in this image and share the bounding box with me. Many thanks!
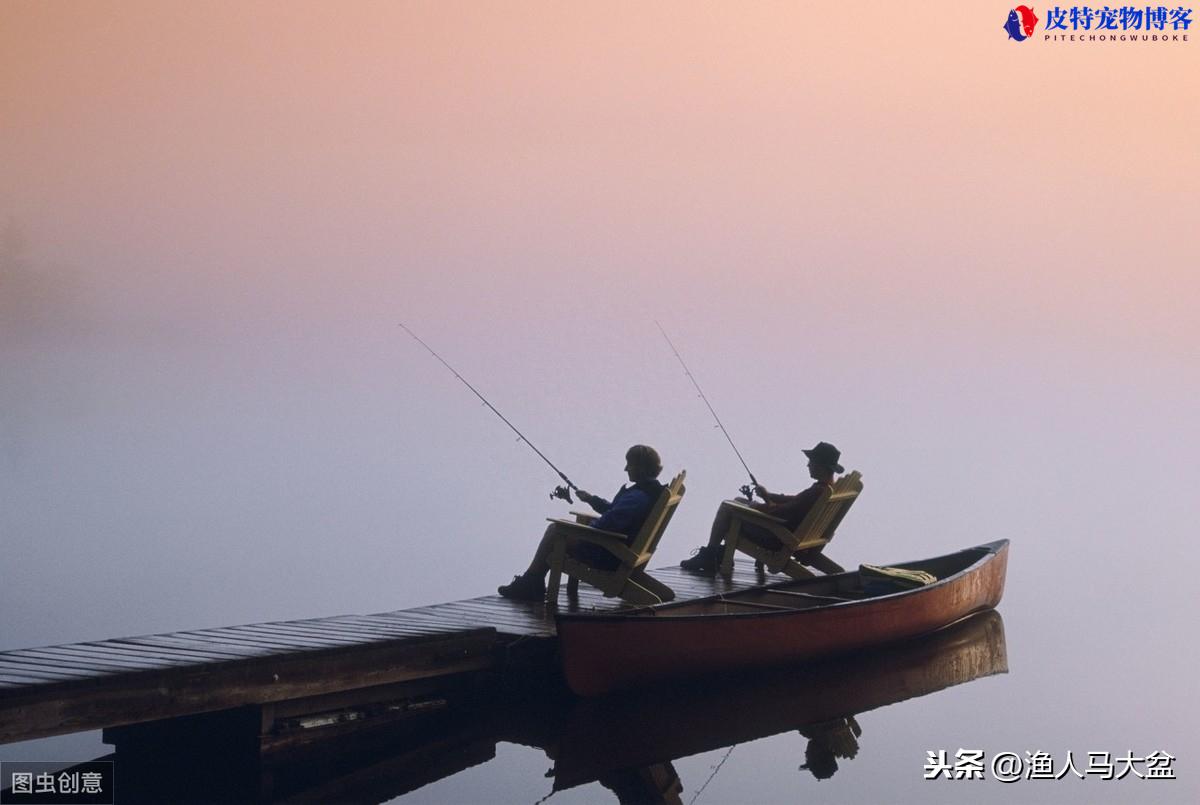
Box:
[498,573,546,601]
[679,545,718,574]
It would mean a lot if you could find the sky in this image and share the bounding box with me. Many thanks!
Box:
[1,3,1198,788]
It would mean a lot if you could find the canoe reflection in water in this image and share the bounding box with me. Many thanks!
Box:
[100,611,1006,803]
[548,609,1006,795]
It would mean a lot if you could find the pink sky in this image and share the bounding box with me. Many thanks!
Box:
[3,1,1195,363]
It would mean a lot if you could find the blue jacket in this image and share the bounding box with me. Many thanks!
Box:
[588,479,665,540]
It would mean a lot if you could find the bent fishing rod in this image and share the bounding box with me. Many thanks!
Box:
[656,321,760,500]
[399,322,578,503]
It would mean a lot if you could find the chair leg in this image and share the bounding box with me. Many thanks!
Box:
[545,542,566,603]
[616,580,664,606]
[566,576,579,598]
[781,560,818,581]
[719,522,740,578]
[629,570,675,602]
[806,551,846,575]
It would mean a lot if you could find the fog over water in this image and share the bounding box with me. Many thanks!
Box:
[2,2,1197,802]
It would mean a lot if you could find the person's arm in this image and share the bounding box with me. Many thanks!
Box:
[762,486,820,522]
[755,484,789,505]
[590,489,650,537]
[576,490,611,513]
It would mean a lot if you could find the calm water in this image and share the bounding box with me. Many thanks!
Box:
[2,338,1197,805]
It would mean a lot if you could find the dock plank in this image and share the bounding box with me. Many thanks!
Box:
[318,620,459,639]
[222,624,369,646]
[282,621,432,643]
[112,636,275,659]
[190,627,354,650]
[388,606,548,637]
[259,620,433,642]
[423,602,555,634]
[0,650,154,675]
[320,616,460,637]
[12,646,183,671]
[89,641,243,665]
[0,659,99,682]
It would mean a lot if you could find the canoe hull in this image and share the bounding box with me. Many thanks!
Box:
[556,540,1008,696]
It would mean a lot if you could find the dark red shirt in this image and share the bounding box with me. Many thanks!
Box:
[758,480,833,530]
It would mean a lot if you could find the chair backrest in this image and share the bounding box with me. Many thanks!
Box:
[626,470,687,568]
[792,470,863,551]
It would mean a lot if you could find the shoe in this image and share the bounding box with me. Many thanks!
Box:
[679,546,717,574]
[498,574,546,601]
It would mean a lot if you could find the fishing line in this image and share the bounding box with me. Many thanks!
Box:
[399,321,578,502]
[655,321,759,499]
[688,744,737,805]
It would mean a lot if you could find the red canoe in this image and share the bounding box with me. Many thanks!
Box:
[555,540,1009,696]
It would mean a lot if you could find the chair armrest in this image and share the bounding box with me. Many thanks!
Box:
[545,519,638,563]
[721,500,787,526]
[546,518,628,541]
[570,511,600,525]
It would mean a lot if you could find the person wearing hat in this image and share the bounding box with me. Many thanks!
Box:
[798,715,862,780]
[680,441,844,574]
[499,445,666,601]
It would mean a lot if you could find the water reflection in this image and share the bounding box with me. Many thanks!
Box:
[99,612,1006,803]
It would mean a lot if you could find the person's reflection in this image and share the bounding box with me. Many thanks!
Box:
[798,716,862,779]
[597,761,683,804]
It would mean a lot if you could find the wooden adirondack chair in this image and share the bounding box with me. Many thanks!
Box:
[544,471,686,605]
[717,470,862,580]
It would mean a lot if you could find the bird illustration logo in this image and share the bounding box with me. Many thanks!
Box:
[1003,6,1039,40]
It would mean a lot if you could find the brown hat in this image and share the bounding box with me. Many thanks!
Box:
[803,442,843,473]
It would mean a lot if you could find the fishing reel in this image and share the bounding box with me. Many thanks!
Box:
[550,485,574,504]
[739,483,755,501]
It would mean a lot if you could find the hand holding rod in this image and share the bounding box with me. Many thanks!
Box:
[399,322,578,502]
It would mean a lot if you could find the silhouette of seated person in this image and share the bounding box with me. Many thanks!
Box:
[799,716,862,780]
[597,762,683,805]
[499,445,665,601]
[680,441,844,574]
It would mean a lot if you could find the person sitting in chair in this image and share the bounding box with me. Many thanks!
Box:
[679,441,844,574]
[498,445,665,601]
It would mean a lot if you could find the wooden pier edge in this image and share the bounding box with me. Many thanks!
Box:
[0,628,498,745]
[1,561,769,747]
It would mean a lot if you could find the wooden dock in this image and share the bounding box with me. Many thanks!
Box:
[0,563,769,746]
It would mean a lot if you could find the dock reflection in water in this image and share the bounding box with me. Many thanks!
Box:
[106,611,1006,803]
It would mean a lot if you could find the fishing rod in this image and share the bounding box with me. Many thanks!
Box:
[655,321,760,500]
[399,322,578,503]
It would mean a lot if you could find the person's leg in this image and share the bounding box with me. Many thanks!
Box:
[706,504,731,550]
[681,503,733,571]
[498,525,556,600]
[520,524,557,578]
